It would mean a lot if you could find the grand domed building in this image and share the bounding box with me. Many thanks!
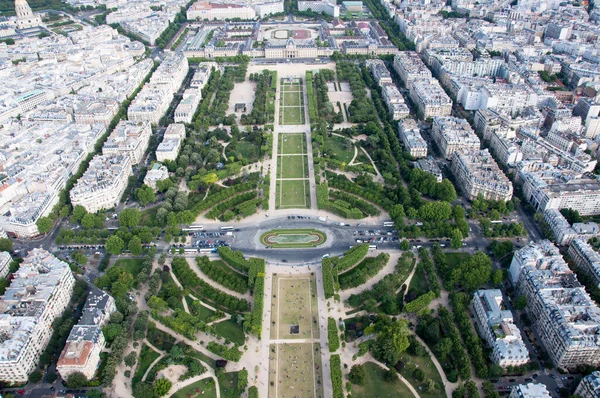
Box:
[15,0,42,30]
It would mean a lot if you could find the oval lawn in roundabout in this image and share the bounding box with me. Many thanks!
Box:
[260,229,327,248]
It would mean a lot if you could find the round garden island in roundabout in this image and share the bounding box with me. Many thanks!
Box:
[260,229,327,248]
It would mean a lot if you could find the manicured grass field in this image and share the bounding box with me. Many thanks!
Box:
[218,371,241,398]
[351,362,414,398]
[398,351,447,398]
[282,83,302,92]
[213,319,246,346]
[279,133,305,154]
[281,106,304,125]
[276,180,310,208]
[270,274,320,340]
[277,155,306,178]
[444,252,470,267]
[183,344,217,368]
[408,263,431,297]
[268,343,324,398]
[114,258,145,276]
[132,344,160,385]
[170,377,217,398]
[282,91,302,107]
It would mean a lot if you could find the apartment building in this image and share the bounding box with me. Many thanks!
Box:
[381,84,410,120]
[70,155,132,213]
[149,52,189,94]
[143,163,170,190]
[0,249,75,383]
[174,89,201,124]
[297,0,339,17]
[488,131,523,167]
[544,209,578,245]
[416,156,443,182]
[0,252,11,279]
[431,116,480,159]
[393,52,432,86]
[127,84,173,125]
[509,383,552,398]
[509,241,600,370]
[472,290,529,368]
[569,239,600,289]
[451,149,513,202]
[57,288,115,381]
[409,79,452,119]
[156,123,186,162]
[574,371,600,398]
[398,119,427,158]
[190,62,220,89]
[102,120,152,165]
[73,98,120,126]
[366,59,393,86]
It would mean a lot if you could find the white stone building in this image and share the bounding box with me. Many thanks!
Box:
[70,155,132,213]
[0,249,74,383]
[569,239,600,289]
[174,89,201,124]
[398,119,427,158]
[509,383,552,398]
[143,163,170,190]
[472,289,529,368]
[393,52,432,86]
[451,149,513,202]
[409,79,452,119]
[102,120,152,165]
[156,123,186,162]
[0,252,11,279]
[431,116,480,159]
[574,371,600,398]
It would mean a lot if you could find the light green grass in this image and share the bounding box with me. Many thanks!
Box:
[283,91,302,107]
[213,319,246,346]
[260,228,327,248]
[408,263,430,297]
[185,296,216,322]
[279,133,305,154]
[278,155,306,178]
[276,180,310,208]
[351,362,414,398]
[281,106,304,125]
[170,377,217,398]
[114,258,145,276]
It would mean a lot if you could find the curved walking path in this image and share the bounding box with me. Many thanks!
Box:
[141,345,166,382]
[166,373,220,398]
[356,355,419,398]
[412,334,458,398]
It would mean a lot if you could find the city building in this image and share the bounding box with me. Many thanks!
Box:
[297,0,340,17]
[544,209,578,245]
[509,383,552,398]
[451,149,513,202]
[57,289,115,380]
[416,157,443,182]
[127,84,173,125]
[568,239,600,289]
[174,89,201,124]
[187,1,257,20]
[0,249,75,383]
[398,119,427,158]
[393,51,432,86]
[509,241,600,370]
[156,123,186,162]
[0,252,11,279]
[431,116,480,159]
[15,0,42,30]
[409,79,452,119]
[574,371,600,398]
[381,84,410,120]
[70,155,132,213]
[190,63,220,90]
[472,289,529,368]
[143,163,170,190]
[102,120,152,165]
[366,59,393,86]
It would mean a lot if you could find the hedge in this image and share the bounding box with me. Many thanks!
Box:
[328,317,340,352]
[332,244,369,273]
[171,257,249,312]
[322,260,336,299]
[330,354,344,398]
[250,276,264,336]
[404,291,436,313]
[218,246,265,279]
[439,307,471,380]
[329,190,381,216]
[206,341,242,362]
[338,253,390,290]
[196,257,248,293]
[306,71,318,121]
[316,183,363,219]
[205,191,257,219]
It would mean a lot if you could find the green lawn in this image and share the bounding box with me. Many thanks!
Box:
[351,362,414,398]
[277,155,306,178]
[213,319,246,346]
[140,206,159,226]
[279,133,305,154]
[210,260,249,283]
[183,344,217,368]
[276,180,310,208]
[146,323,177,352]
[226,140,260,163]
[114,258,145,276]
[282,83,302,92]
[218,371,241,398]
[184,296,217,322]
[282,90,302,107]
[398,352,447,398]
[281,106,304,125]
[408,263,431,297]
[324,135,355,164]
[132,344,160,385]
[170,377,217,398]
